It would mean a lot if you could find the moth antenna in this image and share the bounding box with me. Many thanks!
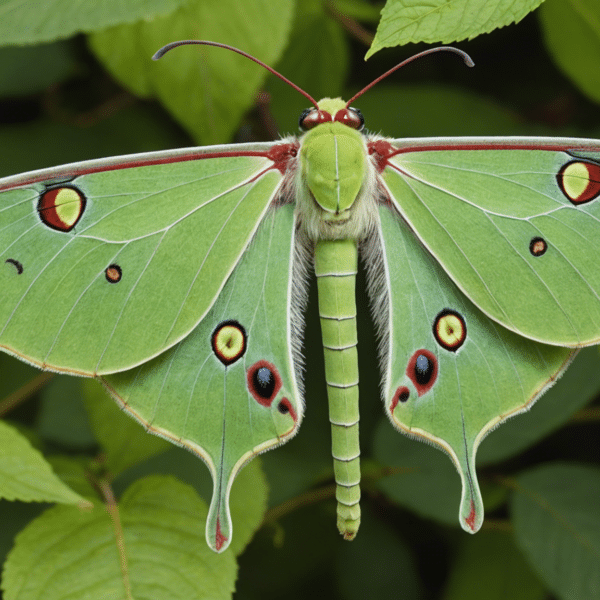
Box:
[153,40,320,109]
[345,46,474,107]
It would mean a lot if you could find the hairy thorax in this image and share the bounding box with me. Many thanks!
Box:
[295,121,379,241]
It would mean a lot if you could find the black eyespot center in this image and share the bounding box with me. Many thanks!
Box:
[254,366,274,397]
[414,353,434,385]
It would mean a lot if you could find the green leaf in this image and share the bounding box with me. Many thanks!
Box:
[46,455,100,500]
[82,379,170,476]
[539,0,600,104]
[442,530,546,600]
[0,501,46,570]
[0,420,89,505]
[0,106,188,178]
[0,0,190,46]
[477,347,600,465]
[366,0,545,58]
[104,447,268,556]
[88,0,295,144]
[1,476,238,600]
[328,0,384,23]
[35,377,96,448]
[510,463,600,600]
[0,42,78,98]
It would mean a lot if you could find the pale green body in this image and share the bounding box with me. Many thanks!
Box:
[301,99,368,537]
[315,239,361,538]
[1,94,600,552]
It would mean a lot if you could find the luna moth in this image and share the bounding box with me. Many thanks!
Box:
[0,40,599,554]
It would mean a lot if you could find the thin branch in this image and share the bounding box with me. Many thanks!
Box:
[0,372,53,417]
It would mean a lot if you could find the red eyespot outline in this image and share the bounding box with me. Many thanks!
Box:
[246,360,282,406]
[406,349,438,396]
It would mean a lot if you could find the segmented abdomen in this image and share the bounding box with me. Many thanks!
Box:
[314,238,361,539]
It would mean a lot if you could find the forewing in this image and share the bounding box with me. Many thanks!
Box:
[377,137,600,346]
[0,142,289,374]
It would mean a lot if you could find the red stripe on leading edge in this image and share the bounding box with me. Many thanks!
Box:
[215,518,228,552]
[368,140,600,173]
[386,142,600,154]
[0,142,299,191]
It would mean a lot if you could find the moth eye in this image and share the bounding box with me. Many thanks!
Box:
[212,320,247,366]
[247,360,282,406]
[529,236,548,257]
[334,108,364,130]
[406,349,438,396]
[299,108,332,131]
[298,108,311,130]
[433,309,467,352]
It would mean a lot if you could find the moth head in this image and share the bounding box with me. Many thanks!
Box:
[297,98,368,233]
[299,98,364,132]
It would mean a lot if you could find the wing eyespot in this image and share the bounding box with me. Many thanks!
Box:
[105,264,122,283]
[390,386,410,414]
[5,258,23,274]
[247,360,282,406]
[212,320,247,366]
[406,350,438,396]
[433,309,466,352]
[557,160,600,205]
[529,237,548,257]
[38,184,86,232]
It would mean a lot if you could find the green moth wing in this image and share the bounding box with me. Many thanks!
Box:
[369,204,574,532]
[101,204,303,552]
[0,143,288,375]
[373,138,600,346]
[366,137,600,532]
